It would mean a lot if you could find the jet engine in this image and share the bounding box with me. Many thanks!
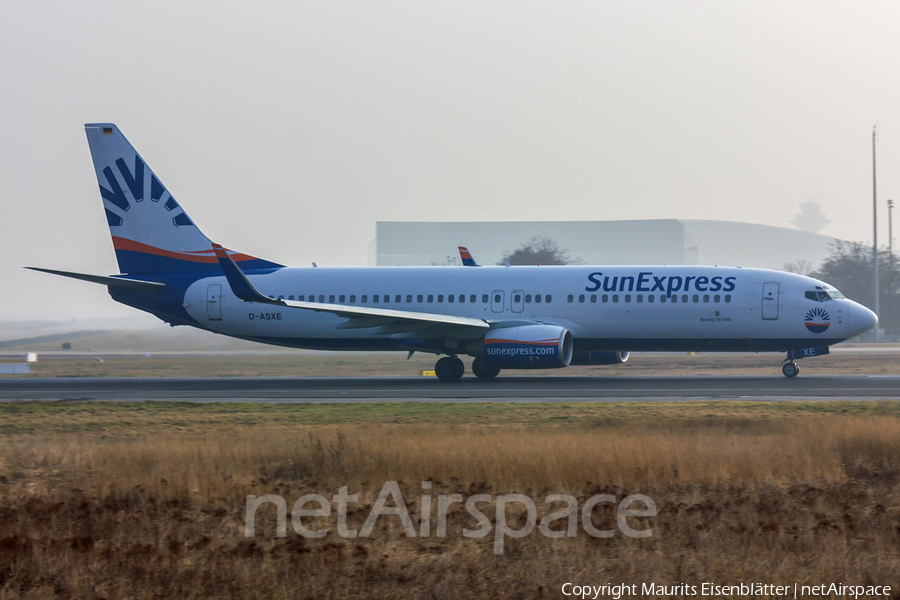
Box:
[470,324,573,369]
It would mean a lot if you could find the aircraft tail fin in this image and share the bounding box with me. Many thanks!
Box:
[458,246,479,267]
[84,123,281,275]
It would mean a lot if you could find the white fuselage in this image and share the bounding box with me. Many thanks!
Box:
[179,265,874,354]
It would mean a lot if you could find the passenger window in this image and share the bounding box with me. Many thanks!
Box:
[578,294,585,303]
[725,295,731,303]
[329,295,335,303]
[459,295,465,303]
[482,294,489,303]
[648,295,654,303]
[660,295,666,303]
[277,295,284,300]
[703,294,710,303]
[394,295,400,303]
[714,294,720,303]
[692,295,699,303]
[470,295,476,303]
[625,294,631,303]
[612,294,619,303]
[438,295,444,303]
[682,294,688,303]
[428,295,434,303]
[373,295,380,303]
[449,295,456,303]
[546,295,551,303]
[670,295,677,303]
[535,295,542,303]
[298,295,305,301]
[362,295,368,303]
[318,295,325,303]
[417,295,423,303]
[339,295,345,303]
[350,295,356,303]
[602,295,609,303]
[590,294,597,303]
[288,295,294,301]
[637,295,643,303]
[566,295,572,303]
[406,295,412,303]
[384,295,390,303]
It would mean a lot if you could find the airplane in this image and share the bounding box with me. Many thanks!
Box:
[458,246,479,267]
[28,124,878,381]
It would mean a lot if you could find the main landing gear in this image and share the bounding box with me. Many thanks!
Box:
[433,356,502,382]
[435,356,465,382]
[471,357,501,381]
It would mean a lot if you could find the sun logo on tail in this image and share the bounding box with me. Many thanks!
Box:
[804,307,830,334]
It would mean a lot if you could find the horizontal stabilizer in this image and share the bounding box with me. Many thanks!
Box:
[26,267,166,290]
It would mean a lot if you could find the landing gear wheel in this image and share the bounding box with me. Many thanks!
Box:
[471,358,501,381]
[435,356,465,382]
[782,361,799,378]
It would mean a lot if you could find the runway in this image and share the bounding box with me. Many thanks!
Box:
[1,375,899,402]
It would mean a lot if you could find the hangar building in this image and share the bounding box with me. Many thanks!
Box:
[375,219,841,270]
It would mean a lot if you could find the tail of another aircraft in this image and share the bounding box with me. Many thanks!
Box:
[84,123,280,275]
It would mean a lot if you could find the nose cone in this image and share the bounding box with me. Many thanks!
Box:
[848,301,878,336]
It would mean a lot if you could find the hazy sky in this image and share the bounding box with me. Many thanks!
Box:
[2,1,900,322]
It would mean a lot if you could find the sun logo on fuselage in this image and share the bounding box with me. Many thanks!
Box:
[804,307,830,334]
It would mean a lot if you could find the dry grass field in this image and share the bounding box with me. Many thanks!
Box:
[1,401,899,598]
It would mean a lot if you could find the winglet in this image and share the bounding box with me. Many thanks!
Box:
[212,243,283,305]
[458,246,479,267]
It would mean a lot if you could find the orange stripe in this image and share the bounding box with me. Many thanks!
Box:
[111,237,259,263]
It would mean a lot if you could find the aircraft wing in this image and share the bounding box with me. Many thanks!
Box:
[26,267,166,290]
[211,244,490,331]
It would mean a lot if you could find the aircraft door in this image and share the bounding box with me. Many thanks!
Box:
[207,284,223,321]
[491,290,505,313]
[511,290,524,313]
[761,282,779,320]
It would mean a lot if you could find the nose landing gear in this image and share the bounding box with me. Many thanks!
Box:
[781,360,799,378]
[780,345,829,377]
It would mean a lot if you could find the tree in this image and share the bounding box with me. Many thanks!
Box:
[498,236,582,266]
[810,241,899,334]
[783,260,814,277]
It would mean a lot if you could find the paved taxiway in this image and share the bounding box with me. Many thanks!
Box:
[0,376,899,402]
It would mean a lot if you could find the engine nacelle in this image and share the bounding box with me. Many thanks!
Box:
[570,351,630,366]
[475,325,573,369]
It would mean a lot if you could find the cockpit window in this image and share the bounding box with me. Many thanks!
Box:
[805,290,845,302]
